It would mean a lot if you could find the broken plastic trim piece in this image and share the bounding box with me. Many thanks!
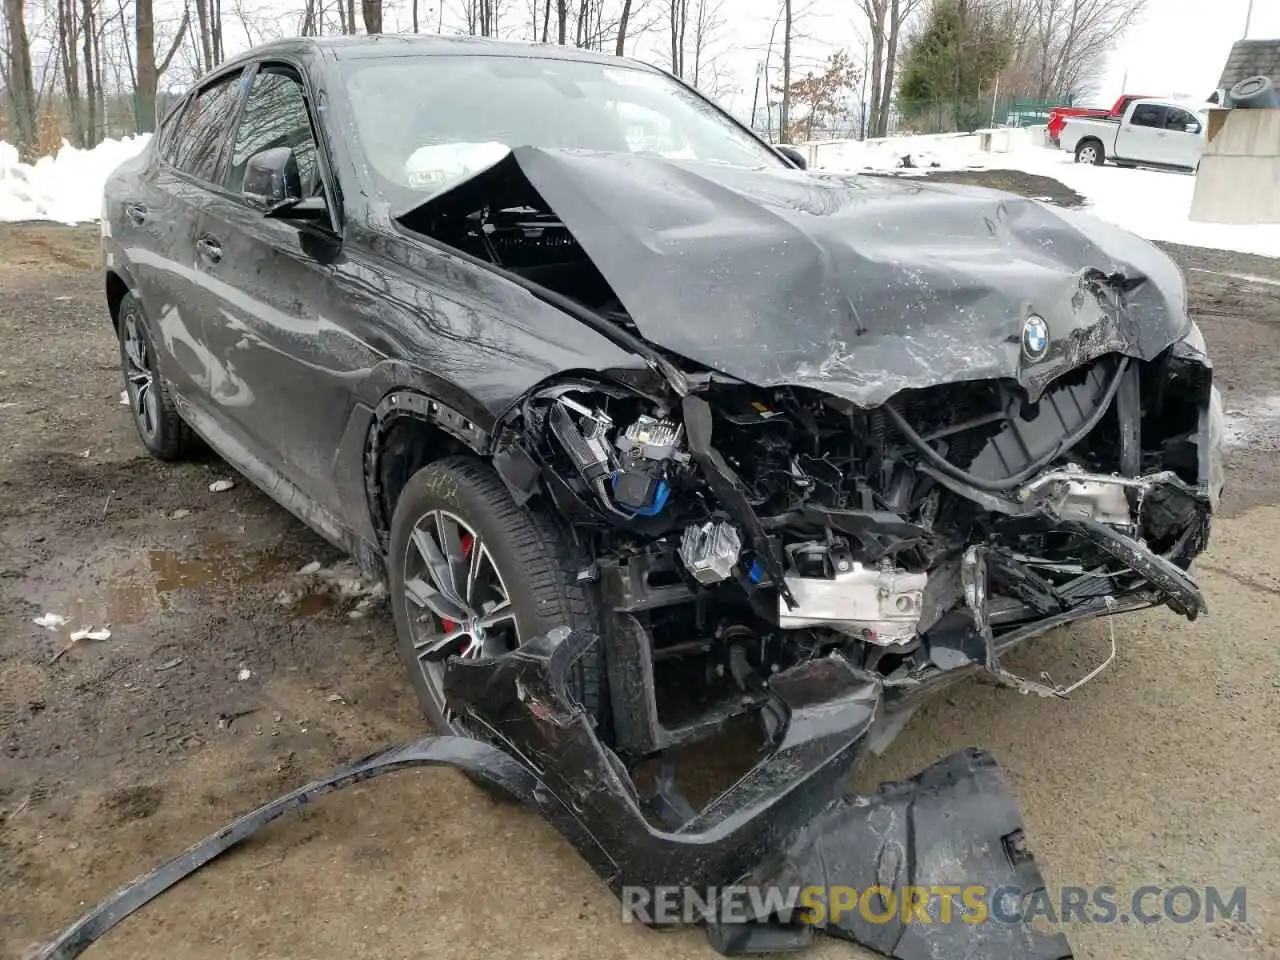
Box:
[35,628,1072,960]
[964,545,1120,699]
[30,738,537,960]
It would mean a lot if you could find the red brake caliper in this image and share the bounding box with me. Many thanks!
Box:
[441,533,474,632]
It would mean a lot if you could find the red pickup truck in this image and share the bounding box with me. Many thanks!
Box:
[1047,95,1157,145]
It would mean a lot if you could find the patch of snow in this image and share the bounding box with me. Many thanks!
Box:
[208,478,236,492]
[33,612,67,630]
[0,136,150,224]
[237,666,253,681]
[812,132,1280,258]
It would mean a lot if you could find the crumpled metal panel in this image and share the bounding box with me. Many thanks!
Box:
[402,147,1190,406]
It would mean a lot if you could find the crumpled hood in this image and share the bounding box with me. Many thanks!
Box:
[405,146,1192,406]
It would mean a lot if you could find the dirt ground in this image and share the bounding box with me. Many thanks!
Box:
[2,172,1280,960]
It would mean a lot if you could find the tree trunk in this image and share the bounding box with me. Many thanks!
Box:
[541,0,551,41]
[195,0,213,73]
[347,0,356,34]
[615,0,631,55]
[59,0,86,146]
[556,0,567,43]
[876,0,901,137]
[362,0,382,33]
[212,0,223,64]
[135,0,187,133]
[81,0,98,145]
[2,0,37,156]
[780,0,792,140]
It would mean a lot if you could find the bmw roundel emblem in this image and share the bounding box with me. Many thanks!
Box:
[1022,315,1050,360]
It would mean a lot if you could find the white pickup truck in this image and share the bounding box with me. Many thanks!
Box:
[1059,98,1211,171]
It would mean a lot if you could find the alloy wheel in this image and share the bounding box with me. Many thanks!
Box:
[1078,146,1097,164]
[401,508,519,727]
[122,313,159,442]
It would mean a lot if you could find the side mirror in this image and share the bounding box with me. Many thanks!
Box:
[1185,121,1201,134]
[243,146,301,207]
[776,145,808,169]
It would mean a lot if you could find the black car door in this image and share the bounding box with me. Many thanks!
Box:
[191,61,379,518]
[119,70,247,400]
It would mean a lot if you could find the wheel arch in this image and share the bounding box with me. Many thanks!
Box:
[363,387,493,549]
[1076,136,1105,159]
[105,269,134,331]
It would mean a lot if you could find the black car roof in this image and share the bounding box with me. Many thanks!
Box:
[221,34,654,70]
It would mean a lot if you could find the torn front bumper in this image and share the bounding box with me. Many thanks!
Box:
[36,627,1074,960]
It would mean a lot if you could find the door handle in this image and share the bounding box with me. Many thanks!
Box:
[196,234,223,265]
[124,202,147,225]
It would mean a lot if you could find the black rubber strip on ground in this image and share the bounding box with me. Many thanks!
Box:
[31,736,536,960]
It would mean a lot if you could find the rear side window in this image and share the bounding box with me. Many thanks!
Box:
[224,69,319,194]
[1130,104,1166,128]
[170,72,245,182]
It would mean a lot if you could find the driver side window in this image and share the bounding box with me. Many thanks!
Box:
[1130,104,1166,128]
[224,68,320,196]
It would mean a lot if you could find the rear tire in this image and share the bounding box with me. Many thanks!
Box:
[116,292,198,460]
[387,455,604,735]
[1074,139,1105,166]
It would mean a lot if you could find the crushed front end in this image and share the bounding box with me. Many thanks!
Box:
[493,331,1220,752]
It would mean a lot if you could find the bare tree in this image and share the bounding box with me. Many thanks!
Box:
[362,0,383,32]
[664,0,721,81]
[3,0,39,156]
[858,0,923,138]
[136,0,188,131]
[779,0,791,139]
[194,0,224,70]
[615,0,632,54]
[665,0,685,75]
[1014,0,1146,99]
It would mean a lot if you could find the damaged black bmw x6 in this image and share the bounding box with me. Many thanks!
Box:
[103,36,1223,758]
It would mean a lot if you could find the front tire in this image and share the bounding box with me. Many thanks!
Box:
[116,292,197,460]
[387,455,604,735]
[1074,140,1105,166]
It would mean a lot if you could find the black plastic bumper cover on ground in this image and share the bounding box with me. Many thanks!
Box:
[34,628,1072,960]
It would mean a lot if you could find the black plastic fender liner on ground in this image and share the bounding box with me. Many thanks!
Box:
[32,738,539,960]
[34,627,1073,960]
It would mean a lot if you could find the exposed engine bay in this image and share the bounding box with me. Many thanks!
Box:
[486,351,1217,754]
[399,145,1223,758]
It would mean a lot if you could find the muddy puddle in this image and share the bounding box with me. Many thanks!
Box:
[25,534,377,647]
[1223,395,1280,451]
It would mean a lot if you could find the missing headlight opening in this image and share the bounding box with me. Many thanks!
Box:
[402,147,1217,757]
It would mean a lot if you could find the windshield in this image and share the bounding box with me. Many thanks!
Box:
[338,53,784,208]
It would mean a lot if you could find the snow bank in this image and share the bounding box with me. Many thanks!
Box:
[810,131,1280,259]
[0,135,150,225]
[807,127,1046,175]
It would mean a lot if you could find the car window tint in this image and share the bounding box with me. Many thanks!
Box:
[159,99,192,165]
[1165,108,1194,130]
[1130,104,1166,128]
[225,70,319,195]
[171,72,244,182]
